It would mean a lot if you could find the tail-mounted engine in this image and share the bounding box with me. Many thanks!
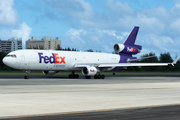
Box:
[114,44,141,55]
[82,66,98,76]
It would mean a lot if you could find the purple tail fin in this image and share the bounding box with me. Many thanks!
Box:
[117,27,142,66]
[123,26,142,50]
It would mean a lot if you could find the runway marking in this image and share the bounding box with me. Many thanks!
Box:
[1,103,180,119]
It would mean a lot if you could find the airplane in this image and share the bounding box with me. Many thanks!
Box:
[2,26,179,79]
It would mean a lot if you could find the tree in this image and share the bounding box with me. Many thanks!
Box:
[159,52,173,63]
[86,49,93,52]
[0,52,6,69]
[140,52,159,71]
[67,47,71,51]
[72,48,77,51]
[56,44,61,50]
[159,52,173,71]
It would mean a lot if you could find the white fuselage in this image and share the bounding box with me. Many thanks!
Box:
[3,50,120,71]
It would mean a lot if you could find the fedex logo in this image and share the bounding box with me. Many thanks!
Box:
[127,47,136,52]
[38,53,66,64]
[90,69,96,72]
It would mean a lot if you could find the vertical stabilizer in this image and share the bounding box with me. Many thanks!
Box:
[123,26,141,50]
[113,26,142,56]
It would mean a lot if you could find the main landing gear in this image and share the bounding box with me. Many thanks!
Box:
[69,71,79,79]
[85,74,105,79]
[94,74,105,79]
[24,70,29,79]
[85,76,91,79]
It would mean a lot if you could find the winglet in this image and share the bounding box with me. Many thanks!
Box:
[171,57,179,66]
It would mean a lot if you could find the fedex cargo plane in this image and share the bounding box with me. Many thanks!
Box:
[2,26,179,79]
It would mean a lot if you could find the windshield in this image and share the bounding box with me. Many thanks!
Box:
[6,54,17,58]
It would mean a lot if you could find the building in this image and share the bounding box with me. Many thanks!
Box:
[0,37,22,53]
[26,37,61,50]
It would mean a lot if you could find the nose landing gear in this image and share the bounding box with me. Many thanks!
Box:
[24,70,29,79]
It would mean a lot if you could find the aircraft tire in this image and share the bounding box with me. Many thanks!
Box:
[24,75,29,79]
[72,74,76,78]
[98,75,101,79]
[75,74,79,79]
[69,74,72,78]
[85,76,91,79]
[101,75,105,79]
[94,75,98,79]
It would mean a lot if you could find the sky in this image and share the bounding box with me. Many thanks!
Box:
[0,0,180,59]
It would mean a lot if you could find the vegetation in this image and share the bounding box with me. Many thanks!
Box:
[56,46,78,51]
[121,52,180,72]
[0,71,180,76]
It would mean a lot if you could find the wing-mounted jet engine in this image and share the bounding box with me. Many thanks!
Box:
[82,66,98,76]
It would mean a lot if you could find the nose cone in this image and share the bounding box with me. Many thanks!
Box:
[2,57,7,65]
[2,57,13,67]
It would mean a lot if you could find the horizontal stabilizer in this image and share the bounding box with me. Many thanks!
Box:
[127,56,156,62]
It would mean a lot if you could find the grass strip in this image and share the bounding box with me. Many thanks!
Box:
[0,71,180,76]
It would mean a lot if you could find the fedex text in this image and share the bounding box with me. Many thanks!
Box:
[90,69,96,72]
[38,53,66,64]
[127,47,136,52]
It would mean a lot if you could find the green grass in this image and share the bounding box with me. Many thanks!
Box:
[0,71,180,76]
[101,72,180,76]
[0,72,44,76]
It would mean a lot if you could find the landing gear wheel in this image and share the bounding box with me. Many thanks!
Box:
[24,70,29,79]
[94,75,98,79]
[72,74,76,78]
[101,75,105,79]
[69,74,72,78]
[94,74,105,79]
[75,74,79,79]
[69,72,79,79]
[98,75,101,79]
[24,75,29,79]
[85,76,91,79]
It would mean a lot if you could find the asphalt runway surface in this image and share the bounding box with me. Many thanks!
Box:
[2,105,180,120]
[0,75,180,120]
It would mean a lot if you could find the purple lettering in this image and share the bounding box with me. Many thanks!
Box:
[38,53,44,63]
[50,53,55,63]
[38,52,65,64]
[44,56,49,63]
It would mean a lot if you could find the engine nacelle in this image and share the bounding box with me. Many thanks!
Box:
[82,66,98,76]
[114,44,141,54]
[43,71,58,75]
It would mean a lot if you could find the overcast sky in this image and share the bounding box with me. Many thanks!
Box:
[0,0,179,58]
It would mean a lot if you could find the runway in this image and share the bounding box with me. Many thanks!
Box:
[1,76,180,119]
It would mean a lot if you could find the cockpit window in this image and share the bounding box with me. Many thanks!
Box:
[6,55,10,57]
[6,54,17,58]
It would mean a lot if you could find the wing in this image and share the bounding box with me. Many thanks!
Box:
[75,57,179,68]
